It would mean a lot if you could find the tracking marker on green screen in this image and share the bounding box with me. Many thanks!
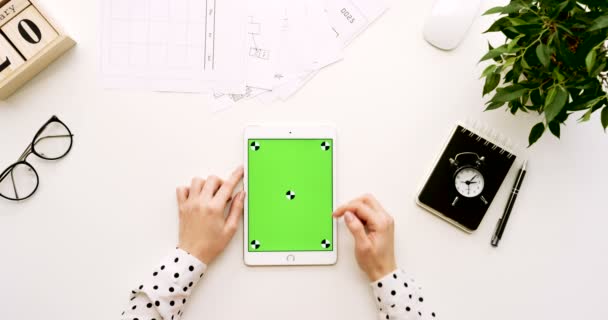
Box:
[285,190,296,200]
[248,139,333,252]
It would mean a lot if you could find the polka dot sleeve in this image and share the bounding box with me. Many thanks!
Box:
[121,248,206,320]
[371,269,437,320]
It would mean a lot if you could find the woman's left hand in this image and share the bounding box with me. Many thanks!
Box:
[176,166,245,264]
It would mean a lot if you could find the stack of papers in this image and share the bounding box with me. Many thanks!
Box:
[101,0,389,110]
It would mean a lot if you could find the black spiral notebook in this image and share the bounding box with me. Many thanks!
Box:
[416,123,518,232]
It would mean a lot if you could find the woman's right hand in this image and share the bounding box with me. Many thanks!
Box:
[333,194,397,281]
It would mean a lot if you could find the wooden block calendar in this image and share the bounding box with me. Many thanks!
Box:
[0,0,74,99]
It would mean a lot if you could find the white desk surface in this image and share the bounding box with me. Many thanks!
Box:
[1,0,607,319]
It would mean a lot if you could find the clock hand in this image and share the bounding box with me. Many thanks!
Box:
[467,174,478,183]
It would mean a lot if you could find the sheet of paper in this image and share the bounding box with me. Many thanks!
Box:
[244,0,285,89]
[308,0,344,68]
[267,0,342,89]
[324,0,389,47]
[255,70,320,104]
[214,0,342,94]
[210,86,270,112]
[213,0,388,108]
[101,0,247,93]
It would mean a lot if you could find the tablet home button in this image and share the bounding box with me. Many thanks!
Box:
[286,255,295,262]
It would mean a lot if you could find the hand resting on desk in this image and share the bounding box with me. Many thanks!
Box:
[120,167,438,320]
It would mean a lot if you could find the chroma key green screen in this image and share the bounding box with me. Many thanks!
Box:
[247,139,333,252]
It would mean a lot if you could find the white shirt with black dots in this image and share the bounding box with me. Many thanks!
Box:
[372,270,437,320]
[121,249,437,320]
[121,248,205,320]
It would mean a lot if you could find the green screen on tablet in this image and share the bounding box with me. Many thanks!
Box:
[247,139,333,252]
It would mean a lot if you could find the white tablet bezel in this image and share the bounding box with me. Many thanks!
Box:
[243,124,337,266]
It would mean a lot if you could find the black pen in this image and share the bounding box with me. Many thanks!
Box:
[491,160,527,247]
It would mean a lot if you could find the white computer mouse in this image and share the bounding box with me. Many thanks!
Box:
[423,0,482,50]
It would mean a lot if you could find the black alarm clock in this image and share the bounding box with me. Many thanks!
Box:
[449,152,489,207]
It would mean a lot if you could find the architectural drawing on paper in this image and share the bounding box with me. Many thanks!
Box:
[247,16,270,60]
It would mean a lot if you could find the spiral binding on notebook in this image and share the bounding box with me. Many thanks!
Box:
[462,120,519,159]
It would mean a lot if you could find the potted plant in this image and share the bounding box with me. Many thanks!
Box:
[480,0,608,145]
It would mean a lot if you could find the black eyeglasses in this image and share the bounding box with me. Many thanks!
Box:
[0,115,74,201]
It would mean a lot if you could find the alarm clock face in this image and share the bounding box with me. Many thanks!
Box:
[454,167,485,198]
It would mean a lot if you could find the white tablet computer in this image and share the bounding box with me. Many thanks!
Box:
[244,125,337,266]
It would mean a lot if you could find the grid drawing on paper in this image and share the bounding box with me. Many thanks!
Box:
[106,0,216,71]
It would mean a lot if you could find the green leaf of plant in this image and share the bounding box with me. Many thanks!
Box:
[528,122,545,147]
[548,121,561,138]
[508,18,527,26]
[579,109,593,122]
[552,1,570,18]
[492,85,528,102]
[545,87,557,106]
[510,100,522,115]
[547,32,557,46]
[483,73,501,96]
[589,16,608,31]
[586,49,597,74]
[483,3,523,16]
[508,35,525,51]
[530,89,542,105]
[511,24,544,35]
[602,107,608,131]
[555,110,570,123]
[481,64,497,78]
[480,45,507,62]
[485,101,505,111]
[536,44,551,67]
[484,17,511,33]
[523,45,541,66]
[568,96,605,111]
[544,86,569,123]
[591,62,607,78]
[521,53,530,68]
[503,56,516,68]
[556,24,574,36]
[591,97,606,113]
[572,80,596,90]
[512,58,524,81]
[553,69,565,82]
[483,6,506,15]
[571,23,587,29]
[521,90,530,107]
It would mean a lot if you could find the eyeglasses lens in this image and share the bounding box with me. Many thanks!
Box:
[33,121,72,160]
[0,163,38,200]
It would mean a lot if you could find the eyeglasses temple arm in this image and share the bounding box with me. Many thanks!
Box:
[33,134,74,147]
[17,144,33,162]
[23,134,74,160]
[10,169,18,199]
